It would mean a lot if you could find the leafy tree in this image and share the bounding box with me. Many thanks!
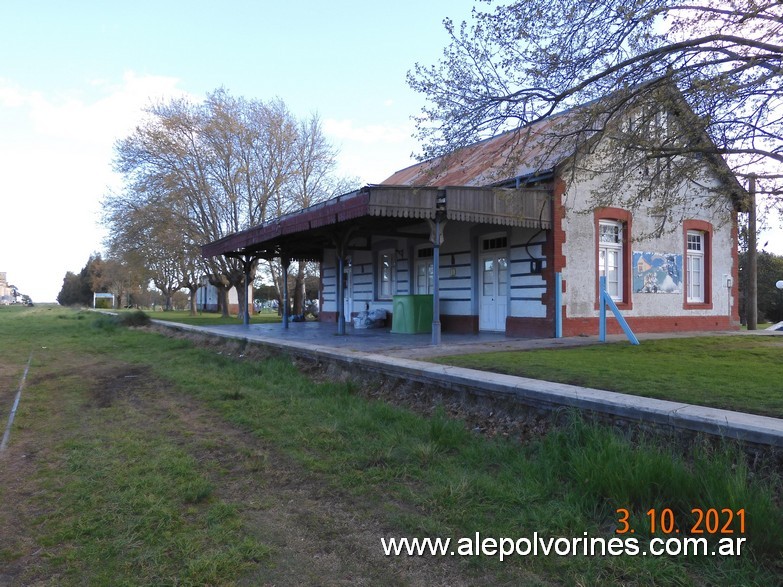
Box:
[287,114,353,314]
[739,249,783,323]
[56,272,84,306]
[56,254,108,306]
[409,0,782,220]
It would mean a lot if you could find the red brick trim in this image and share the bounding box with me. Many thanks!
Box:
[543,177,568,324]
[319,311,338,323]
[594,207,633,311]
[562,314,737,337]
[506,317,555,338]
[441,314,479,334]
[683,219,713,310]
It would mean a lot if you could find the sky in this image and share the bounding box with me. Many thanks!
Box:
[1,1,782,302]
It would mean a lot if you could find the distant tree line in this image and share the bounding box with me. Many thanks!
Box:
[739,250,783,325]
[56,252,187,309]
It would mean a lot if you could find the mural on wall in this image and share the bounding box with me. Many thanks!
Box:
[633,252,683,293]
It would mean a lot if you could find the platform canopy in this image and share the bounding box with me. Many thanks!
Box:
[202,184,552,261]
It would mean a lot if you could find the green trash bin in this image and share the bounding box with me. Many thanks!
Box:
[391,294,433,334]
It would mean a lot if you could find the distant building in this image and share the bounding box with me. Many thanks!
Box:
[195,276,253,315]
[0,272,16,305]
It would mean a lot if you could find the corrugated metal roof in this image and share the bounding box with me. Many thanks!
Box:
[201,189,371,258]
[381,110,581,187]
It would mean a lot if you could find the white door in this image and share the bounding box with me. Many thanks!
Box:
[479,254,507,331]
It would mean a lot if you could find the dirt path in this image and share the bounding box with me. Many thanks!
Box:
[0,350,522,586]
[137,375,479,586]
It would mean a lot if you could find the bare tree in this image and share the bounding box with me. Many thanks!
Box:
[409,0,782,219]
[114,91,283,316]
[110,89,347,318]
[113,96,239,313]
[289,114,340,314]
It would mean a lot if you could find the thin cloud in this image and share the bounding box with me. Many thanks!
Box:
[22,72,187,146]
[0,79,25,107]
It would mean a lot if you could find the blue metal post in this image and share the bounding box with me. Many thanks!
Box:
[554,272,562,338]
[603,294,640,345]
[243,259,251,327]
[432,216,442,346]
[599,276,607,342]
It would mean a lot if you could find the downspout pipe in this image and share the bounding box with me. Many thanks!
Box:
[432,216,442,346]
[555,272,562,338]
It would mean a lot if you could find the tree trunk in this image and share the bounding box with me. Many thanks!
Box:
[234,279,248,320]
[293,262,306,315]
[188,286,199,316]
[264,260,284,316]
[218,287,229,318]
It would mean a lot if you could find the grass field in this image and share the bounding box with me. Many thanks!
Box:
[434,335,783,418]
[1,305,781,586]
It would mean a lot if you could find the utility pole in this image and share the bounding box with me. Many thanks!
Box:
[747,174,758,330]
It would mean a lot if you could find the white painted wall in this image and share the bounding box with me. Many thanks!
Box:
[560,165,736,319]
[321,221,552,322]
[508,226,548,319]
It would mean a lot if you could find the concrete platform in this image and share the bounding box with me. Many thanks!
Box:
[155,319,783,448]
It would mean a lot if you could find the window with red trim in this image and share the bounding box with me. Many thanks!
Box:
[599,220,624,300]
[595,208,632,309]
[683,220,713,308]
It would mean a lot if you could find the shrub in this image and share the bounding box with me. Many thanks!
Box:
[118,310,152,327]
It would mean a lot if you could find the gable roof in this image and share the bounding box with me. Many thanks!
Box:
[381,87,747,211]
[381,108,586,188]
